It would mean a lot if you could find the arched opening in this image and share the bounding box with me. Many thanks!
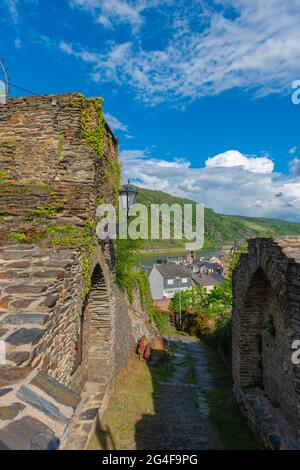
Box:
[239,268,298,433]
[71,264,112,392]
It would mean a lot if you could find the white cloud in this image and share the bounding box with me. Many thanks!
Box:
[289,146,298,156]
[70,0,148,30]
[205,150,274,174]
[59,41,74,55]
[105,112,128,132]
[120,148,300,221]
[61,0,300,105]
[97,14,113,29]
[120,149,147,160]
[4,0,19,23]
[289,158,300,177]
[14,37,22,48]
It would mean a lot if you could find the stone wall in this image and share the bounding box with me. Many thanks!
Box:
[0,94,118,247]
[0,94,157,450]
[0,94,117,184]
[232,236,300,449]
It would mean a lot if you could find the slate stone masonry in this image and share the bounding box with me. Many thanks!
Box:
[0,94,157,450]
[232,236,300,449]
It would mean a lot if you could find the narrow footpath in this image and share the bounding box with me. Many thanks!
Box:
[135,335,222,450]
[88,329,260,450]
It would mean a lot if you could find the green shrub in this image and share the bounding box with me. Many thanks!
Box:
[115,238,166,331]
[170,278,233,356]
[149,308,168,334]
[26,200,65,220]
[0,171,10,183]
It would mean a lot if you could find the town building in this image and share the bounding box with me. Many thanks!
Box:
[149,264,192,300]
[191,271,224,291]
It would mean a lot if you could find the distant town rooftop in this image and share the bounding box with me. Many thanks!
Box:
[155,264,192,279]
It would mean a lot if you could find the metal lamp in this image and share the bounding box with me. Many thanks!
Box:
[119,180,138,217]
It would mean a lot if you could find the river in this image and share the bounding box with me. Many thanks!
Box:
[138,248,224,267]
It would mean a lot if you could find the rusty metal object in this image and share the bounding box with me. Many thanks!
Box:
[138,335,168,364]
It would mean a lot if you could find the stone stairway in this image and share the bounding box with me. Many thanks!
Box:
[61,266,114,450]
[0,244,82,449]
[0,368,80,450]
[0,244,77,367]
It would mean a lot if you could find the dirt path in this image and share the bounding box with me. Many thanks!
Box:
[135,335,222,450]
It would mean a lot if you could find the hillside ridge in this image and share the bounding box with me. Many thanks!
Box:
[135,186,300,249]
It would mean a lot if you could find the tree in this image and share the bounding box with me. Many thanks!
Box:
[170,289,192,314]
[207,279,232,313]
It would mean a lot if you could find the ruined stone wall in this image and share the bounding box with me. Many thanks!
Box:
[0,94,118,247]
[0,93,155,450]
[0,94,117,184]
[232,236,300,450]
[0,182,97,247]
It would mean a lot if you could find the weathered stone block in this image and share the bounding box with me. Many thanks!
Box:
[39,295,58,309]
[17,385,69,424]
[5,284,48,295]
[0,367,31,388]
[6,261,31,269]
[0,328,8,337]
[6,328,44,345]
[0,387,13,397]
[1,313,47,326]
[6,351,30,366]
[0,403,25,420]
[79,408,98,421]
[31,371,80,410]
[0,416,60,450]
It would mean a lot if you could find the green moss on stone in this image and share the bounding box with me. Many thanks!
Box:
[10,232,26,244]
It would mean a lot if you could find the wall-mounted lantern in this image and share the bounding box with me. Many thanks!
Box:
[119,180,138,218]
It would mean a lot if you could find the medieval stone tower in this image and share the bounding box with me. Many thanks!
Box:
[0,94,155,450]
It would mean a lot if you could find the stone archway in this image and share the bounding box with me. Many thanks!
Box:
[232,237,300,448]
[238,269,297,427]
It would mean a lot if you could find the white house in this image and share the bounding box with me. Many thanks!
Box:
[148,264,193,300]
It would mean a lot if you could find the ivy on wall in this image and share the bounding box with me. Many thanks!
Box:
[70,93,121,199]
[115,237,166,331]
[70,93,106,159]
[1,93,122,304]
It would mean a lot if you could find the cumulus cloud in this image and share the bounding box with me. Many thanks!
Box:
[120,148,300,221]
[61,0,300,105]
[105,112,128,132]
[289,158,300,177]
[205,150,274,174]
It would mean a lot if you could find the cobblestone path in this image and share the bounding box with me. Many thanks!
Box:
[135,335,223,450]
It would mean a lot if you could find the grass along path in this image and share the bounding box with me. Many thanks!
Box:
[202,343,261,450]
[87,354,157,450]
[88,331,261,450]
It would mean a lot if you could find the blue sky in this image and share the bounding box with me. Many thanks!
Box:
[1,0,300,221]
